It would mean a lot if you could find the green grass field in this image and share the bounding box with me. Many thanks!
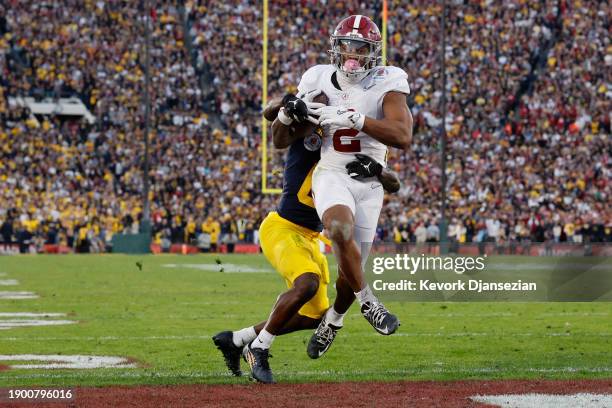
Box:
[0,254,610,387]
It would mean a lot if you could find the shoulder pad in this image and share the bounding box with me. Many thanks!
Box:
[364,66,410,94]
[297,65,333,94]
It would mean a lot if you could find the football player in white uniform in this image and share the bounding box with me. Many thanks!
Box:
[272,15,412,358]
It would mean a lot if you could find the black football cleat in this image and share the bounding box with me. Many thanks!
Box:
[242,342,275,384]
[212,331,242,376]
[361,301,399,335]
[307,317,341,359]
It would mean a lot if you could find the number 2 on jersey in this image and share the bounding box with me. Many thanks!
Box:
[332,128,360,152]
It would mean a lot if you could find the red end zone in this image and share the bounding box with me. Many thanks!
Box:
[4,379,610,408]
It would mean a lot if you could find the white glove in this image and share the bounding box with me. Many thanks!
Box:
[297,88,327,124]
[312,106,366,130]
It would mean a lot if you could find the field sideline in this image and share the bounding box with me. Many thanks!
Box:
[0,254,610,388]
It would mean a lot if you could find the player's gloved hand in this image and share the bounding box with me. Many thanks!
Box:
[278,94,308,125]
[346,154,383,180]
[278,90,325,125]
[298,89,327,123]
[312,106,365,131]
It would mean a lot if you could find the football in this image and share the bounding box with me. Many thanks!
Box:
[263,92,328,139]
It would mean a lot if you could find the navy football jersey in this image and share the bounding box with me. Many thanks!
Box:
[277,137,322,232]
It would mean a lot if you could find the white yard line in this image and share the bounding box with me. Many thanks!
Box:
[0,313,75,330]
[471,393,612,408]
[0,355,136,369]
[0,313,66,317]
[0,280,18,286]
[0,292,38,299]
[0,320,76,329]
[0,334,212,341]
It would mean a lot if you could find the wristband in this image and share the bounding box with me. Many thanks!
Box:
[353,113,366,131]
[277,108,293,126]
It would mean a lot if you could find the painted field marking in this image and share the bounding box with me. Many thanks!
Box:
[0,279,18,286]
[471,393,612,408]
[0,292,38,299]
[0,313,75,330]
[0,320,77,330]
[0,355,136,369]
[0,334,212,341]
[162,263,273,273]
[0,313,66,317]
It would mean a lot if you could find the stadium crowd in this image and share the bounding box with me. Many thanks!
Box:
[0,0,609,253]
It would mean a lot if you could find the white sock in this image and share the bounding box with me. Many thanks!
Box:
[355,284,377,306]
[252,329,275,350]
[232,326,256,348]
[325,307,345,327]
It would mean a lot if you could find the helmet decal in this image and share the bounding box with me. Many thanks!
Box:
[351,15,362,35]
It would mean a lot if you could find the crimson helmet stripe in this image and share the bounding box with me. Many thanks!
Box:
[333,15,381,42]
[351,15,361,34]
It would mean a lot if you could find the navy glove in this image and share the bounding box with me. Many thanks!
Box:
[346,154,383,180]
[281,94,309,123]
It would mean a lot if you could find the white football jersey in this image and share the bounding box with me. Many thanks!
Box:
[297,64,410,171]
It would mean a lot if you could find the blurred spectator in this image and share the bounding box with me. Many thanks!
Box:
[0,0,609,254]
[426,222,440,243]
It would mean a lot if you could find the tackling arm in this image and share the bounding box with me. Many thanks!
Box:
[263,98,282,122]
[267,91,325,149]
[271,119,303,149]
[264,99,301,149]
[361,91,413,151]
